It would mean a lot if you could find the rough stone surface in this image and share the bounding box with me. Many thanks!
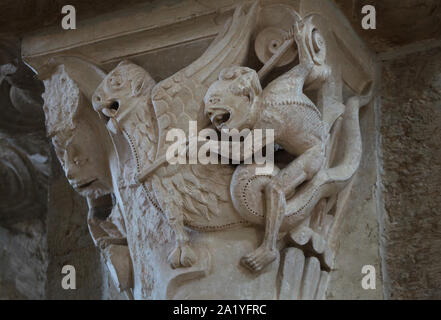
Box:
[0,219,47,299]
[379,47,441,299]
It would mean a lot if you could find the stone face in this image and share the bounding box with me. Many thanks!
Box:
[379,47,441,299]
[41,62,131,299]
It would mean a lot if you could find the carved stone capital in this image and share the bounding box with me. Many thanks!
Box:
[23,0,376,300]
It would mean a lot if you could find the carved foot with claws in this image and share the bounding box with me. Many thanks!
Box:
[168,243,198,269]
[241,246,277,272]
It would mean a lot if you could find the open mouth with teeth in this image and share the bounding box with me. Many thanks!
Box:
[75,179,98,190]
[210,108,231,129]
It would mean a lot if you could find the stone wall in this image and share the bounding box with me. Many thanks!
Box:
[378,47,441,299]
[333,0,441,53]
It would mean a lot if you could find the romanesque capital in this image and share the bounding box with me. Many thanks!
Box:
[27,0,375,299]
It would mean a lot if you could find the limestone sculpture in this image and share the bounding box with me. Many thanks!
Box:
[92,3,259,269]
[204,17,371,272]
[38,1,373,299]
[41,63,133,296]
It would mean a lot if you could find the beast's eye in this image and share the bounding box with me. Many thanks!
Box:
[73,157,87,166]
[209,96,220,104]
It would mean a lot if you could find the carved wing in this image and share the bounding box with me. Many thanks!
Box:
[140,3,259,225]
[150,2,259,160]
[151,164,236,223]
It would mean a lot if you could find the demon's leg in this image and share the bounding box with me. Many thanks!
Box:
[241,145,324,272]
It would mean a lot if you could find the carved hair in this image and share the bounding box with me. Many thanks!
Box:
[42,65,82,139]
[219,66,262,100]
[42,65,99,145]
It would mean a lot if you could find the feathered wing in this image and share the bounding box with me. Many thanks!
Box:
[151,164,235,223]
[146,3,259,224]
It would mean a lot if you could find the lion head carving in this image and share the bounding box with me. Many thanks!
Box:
[92,60,155,133]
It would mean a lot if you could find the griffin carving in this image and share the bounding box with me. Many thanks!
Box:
[92,3,258,268]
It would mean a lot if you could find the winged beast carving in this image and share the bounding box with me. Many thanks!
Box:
[92,3,259,268]
[91,3,372,275]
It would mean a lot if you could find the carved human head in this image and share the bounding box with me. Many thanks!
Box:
[92,60,155,134]
[204,66,262,132]
[42,65,111,199]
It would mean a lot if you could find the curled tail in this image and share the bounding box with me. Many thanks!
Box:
[229,90,373,231]
[326,89,372,183]
[284,90,372,226]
